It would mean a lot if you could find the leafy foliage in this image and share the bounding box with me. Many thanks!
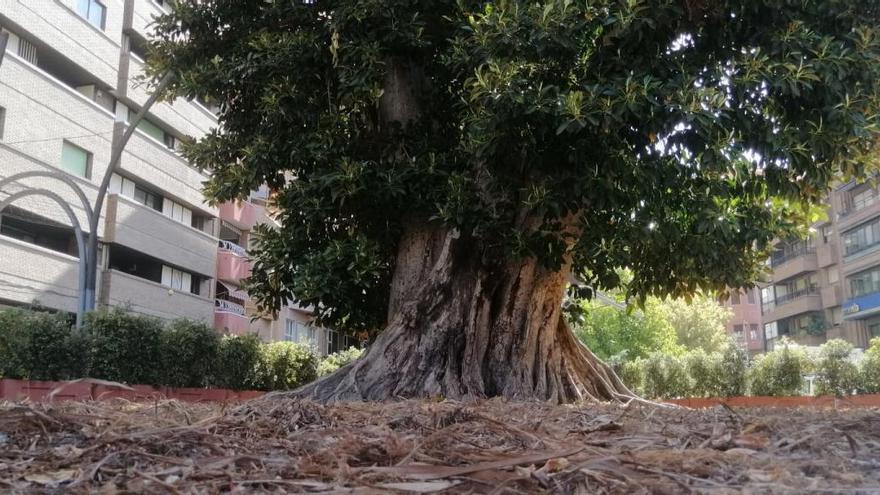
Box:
[256,342,320,391]
[684,349,725,398]
[215,334,263,391]
[0,309,89,381]
[572,278,729,359]
[658,296,732,354]
[860,338,880,394]
[159,320,222,388]
[86,309,164,385]
[719,342,749,397]
[748,340,810,397]
[574,299,682,360]
[318,346,364,376]
[642,352,690,399]
[148,1,880,334]
[814,339,859,396]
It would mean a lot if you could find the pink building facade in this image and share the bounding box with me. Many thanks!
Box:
[723,287,765,356]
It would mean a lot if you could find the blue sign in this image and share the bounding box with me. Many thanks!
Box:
[842,291,880,320]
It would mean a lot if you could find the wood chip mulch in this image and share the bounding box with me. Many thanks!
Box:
[0,397,878,493]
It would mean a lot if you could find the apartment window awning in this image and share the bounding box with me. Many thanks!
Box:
[218,280,248,301]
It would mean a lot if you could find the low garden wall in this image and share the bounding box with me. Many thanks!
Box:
[666,394,880,408]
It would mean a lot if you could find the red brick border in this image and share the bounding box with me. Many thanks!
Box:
[0,378,264,403]
[665,394,880,408]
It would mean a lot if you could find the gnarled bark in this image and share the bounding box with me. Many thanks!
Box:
[293,224,636,404]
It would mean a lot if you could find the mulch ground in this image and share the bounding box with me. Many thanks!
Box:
[0,397,878,494]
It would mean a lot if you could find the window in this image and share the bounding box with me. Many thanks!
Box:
[749,324,758,341]
[76,0,106,30]
[284,319,297,341]
[849,266,880,299]
[163,198,192,226]
[870,322,880,338]
[0,106,5,140]
[128,109,178,150]
[843,219,880,256]
[851,188,877,212]
[134,185,162,211]
[731,292,741,305]
[17,37,38,65]
[60,141,91,178]
[746,289,756,304]
[764,321,778,340]
[161,265,193,293]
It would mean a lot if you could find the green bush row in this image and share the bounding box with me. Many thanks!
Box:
[0,308,359,391]
[616,338,880,399]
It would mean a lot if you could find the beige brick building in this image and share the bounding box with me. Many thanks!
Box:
[0,0,350,354]
[761,183,880,351]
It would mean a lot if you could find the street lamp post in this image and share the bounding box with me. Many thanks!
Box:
[0,37,175,321]
[84,71,176,311]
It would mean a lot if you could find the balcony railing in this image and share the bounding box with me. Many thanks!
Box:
[218,239,247,257]
[775,286,819,306]
[769,246,816,267]
[215,298,246,316]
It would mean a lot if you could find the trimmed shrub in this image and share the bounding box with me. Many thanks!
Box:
[684,349,725,398]
[618,359,645,396]
[86,309,164,385]
[318,347,364,377]
[0,309,89,380]
[814,339,859,396]
[748,340,809,396]
[642,352,689,399]
[256,341,319,391]
[719,344,749,397]
[159,320,221,388]
[860,338,880,394]
[215,334,263,390]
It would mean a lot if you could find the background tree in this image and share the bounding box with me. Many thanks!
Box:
[574,299,682,361]
[149,0,880,403]
[659,296,731,354]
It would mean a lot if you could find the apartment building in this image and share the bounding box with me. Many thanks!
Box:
[761,182,880,351]
[721,287,764,356]
[0,0,348,355]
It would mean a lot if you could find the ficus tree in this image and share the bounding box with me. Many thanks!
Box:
[148,0,880,403]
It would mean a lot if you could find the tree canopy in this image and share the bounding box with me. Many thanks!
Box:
[149,0,880,335]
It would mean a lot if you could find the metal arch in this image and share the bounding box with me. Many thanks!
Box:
[0,171,95,221]
[0,188,87,328]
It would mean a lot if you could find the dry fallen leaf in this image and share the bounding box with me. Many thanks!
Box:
[24,469,77,485]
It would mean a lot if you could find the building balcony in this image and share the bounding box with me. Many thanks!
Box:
[217,241,252,284]
[767,250,818,282]
[837,199,880,232]
[214,299,249,335]
[101,269,214,323]
[763,290,823,323]
[219,201,258,231]
[131,0,167,38]
[120,131,216,217]
[2,0,121,87]
[126,58,217,139]
[0,235,80,313]
[0,55,115,185]
[103,194,217,277]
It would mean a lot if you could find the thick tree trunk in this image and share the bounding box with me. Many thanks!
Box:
[294,224,636,404]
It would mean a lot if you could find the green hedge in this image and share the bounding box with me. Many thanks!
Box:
[619,338,880,399]
[0,308,341,392]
